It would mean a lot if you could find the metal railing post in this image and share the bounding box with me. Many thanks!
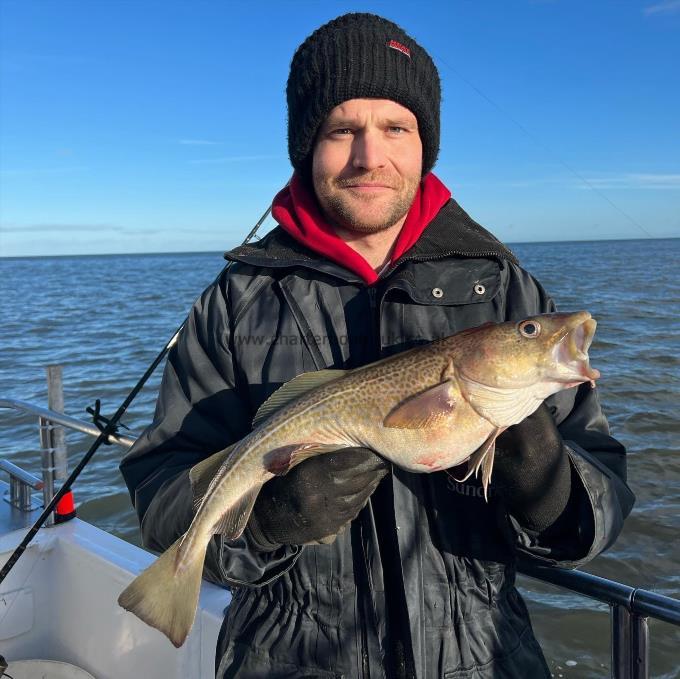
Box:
[38,365,69,525]
[47,365,68,483]
[38,416,55,525]
[612,604,631,679]
[0,460,42,510]
[610,602,649,679]
[630,614,649,679]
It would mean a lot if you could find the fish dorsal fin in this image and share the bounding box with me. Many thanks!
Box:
[458,374,541,428]
[383,381,457,429]
[252,369,348,428]
[212,485,263,539]
[189,444,236,513]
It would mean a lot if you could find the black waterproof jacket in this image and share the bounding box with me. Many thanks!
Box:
[120,198,634,678]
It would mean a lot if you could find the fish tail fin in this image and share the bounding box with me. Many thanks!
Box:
[118,534,208,648]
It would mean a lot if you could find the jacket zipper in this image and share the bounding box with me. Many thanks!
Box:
[383,249,509,279]
[367,286,379,357]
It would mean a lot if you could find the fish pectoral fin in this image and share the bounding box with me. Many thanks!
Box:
[263,443,343,475]
[189,443,237,513]
[383,381,457,429]
[213,485,263,539]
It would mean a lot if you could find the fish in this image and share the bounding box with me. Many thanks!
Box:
[118,311,599,647]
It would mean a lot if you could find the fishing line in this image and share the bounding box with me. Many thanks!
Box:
[433,50,655,239]
[0,203,273,586]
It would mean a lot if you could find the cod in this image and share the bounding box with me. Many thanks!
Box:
[119,311,599,647]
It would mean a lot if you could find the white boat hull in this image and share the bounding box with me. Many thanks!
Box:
[0,508,230,678]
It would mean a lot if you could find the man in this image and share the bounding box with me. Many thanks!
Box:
[120,13,634,678]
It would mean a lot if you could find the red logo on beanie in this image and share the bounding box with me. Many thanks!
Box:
[388,40,411,58]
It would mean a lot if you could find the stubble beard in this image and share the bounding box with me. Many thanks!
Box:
[314,173,420,234]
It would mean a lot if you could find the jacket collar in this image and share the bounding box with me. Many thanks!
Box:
[224,198,518,282]
[271,173,452,285]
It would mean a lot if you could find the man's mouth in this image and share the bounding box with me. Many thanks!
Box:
[341,183,394,191]
[340,181,392,189]
[335,175,398,191]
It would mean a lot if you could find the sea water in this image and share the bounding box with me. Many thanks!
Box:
[1,238,679,677]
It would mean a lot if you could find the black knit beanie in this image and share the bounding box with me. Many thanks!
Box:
[287,13,441,179]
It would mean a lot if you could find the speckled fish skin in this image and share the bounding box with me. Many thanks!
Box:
[118,311,599,647]
[185,310,599,549]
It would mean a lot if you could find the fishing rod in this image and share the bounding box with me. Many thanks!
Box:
[0,204,272,586]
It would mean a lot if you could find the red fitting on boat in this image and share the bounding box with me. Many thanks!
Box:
[55,490,77,524]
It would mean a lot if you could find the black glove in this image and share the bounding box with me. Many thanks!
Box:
[245,448,389,551]
[493,403,572,532]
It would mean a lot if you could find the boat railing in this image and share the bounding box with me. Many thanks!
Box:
[1,373,679,679]
[0,398,137,449]
[518,561,679,679]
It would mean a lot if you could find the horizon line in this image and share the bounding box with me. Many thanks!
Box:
[1,234,678,260]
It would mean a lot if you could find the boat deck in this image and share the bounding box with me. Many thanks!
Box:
[0,483,230,678]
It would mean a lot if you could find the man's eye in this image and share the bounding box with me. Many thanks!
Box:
[330,128,353,136]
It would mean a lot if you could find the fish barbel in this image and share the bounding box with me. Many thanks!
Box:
[118,311,599,647]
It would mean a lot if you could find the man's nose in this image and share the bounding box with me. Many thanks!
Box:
[351,130,386,171]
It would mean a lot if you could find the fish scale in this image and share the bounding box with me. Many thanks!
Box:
[118,311,599,647]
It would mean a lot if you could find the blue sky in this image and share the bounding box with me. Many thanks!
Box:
[1,0,679,257]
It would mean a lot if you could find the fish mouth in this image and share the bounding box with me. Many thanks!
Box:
[552,312,600,383]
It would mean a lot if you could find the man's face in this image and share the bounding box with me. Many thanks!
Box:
[312,98,423,234]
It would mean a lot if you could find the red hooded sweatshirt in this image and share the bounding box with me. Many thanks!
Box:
[272,173,451,285]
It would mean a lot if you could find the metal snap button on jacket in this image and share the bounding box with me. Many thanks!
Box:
[431,287,444,299]
[474,284,486,295]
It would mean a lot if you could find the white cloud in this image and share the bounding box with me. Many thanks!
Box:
[644,0,680,15]
[0,223,124,233]
[577,173,680,189]
[482,173,680,190]
[501,177,566,188]
[0,223,171,237]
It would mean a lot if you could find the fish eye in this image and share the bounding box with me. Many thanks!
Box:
[518,320,541,338]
